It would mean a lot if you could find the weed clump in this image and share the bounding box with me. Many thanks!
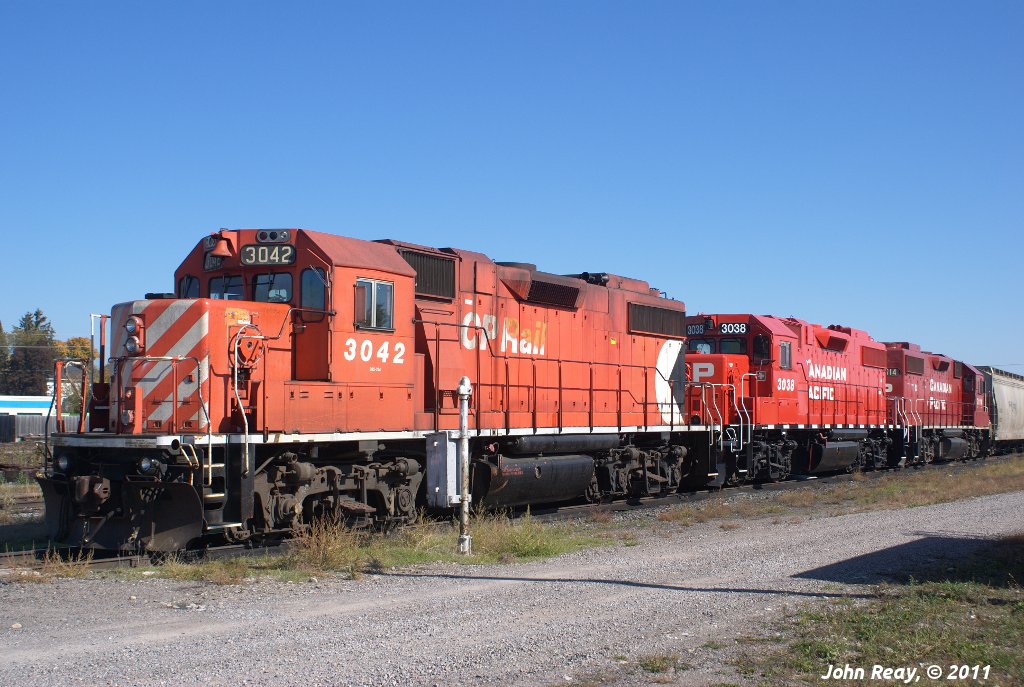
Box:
[287,518,365,578]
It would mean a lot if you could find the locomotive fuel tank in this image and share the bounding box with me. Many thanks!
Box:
[805,441,860,473]
[501,434,620,455]
[474,454,595,508]
[939,436,969,461]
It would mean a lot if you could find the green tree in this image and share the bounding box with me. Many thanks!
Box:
[6,309,57,395]
[54,336,94,415]
[54,336,94,362]
[0,321,9,394]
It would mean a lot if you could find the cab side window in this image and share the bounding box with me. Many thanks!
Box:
[354,278,394,330]
[780,341,792,370]
[253,273,293,303]
[720,338,746,354]
[178,275,199,298]
[209,275,243,300]
[687,338,714,354]
[300,268,326,321]
[753,334,771,362]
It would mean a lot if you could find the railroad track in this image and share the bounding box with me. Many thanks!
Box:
[1,452,1019,574]
[531,451,1022,522]
[0,540,292,573]
[0,465,42,483]
[0,493,44,512]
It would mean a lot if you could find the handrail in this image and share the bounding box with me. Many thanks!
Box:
[739,373,758,449]
[44,359,89,470]
[110,354,213,450]
[414,317,689,434]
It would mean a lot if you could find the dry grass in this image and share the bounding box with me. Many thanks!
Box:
[654,458,1024,532]
[11,547,92,583]
[776,489,818,508]
[156,510,608,584]
[286,518,366,577]
[160,556,263,584]
[657,496,780,524]
[0,483,42,526]
[817,459,1024,512]
[0,441,44,468]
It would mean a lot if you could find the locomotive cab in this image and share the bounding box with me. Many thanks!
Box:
[683,314,801,427]
[39,228,424,551]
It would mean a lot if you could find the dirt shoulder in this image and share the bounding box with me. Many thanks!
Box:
[1,487,1021,687]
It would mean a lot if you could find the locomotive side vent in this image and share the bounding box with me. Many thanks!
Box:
[905,354,925,376]
[526,280,580,309]
[861,346,887,368]
[628,303,686,338]
[399,250,456,299]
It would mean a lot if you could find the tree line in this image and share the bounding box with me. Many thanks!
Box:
[0,309,93,396]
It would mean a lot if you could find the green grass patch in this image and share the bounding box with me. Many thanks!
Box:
[637,653,690,673]
[737,533,1024,686]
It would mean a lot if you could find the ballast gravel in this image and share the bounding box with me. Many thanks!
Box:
[1,491,1022,687]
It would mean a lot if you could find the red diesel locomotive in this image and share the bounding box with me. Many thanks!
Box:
[683,314,990,483]
[41,228,703,552]
[39,228,995,553]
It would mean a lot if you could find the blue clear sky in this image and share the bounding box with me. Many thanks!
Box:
[1,1,1021,366]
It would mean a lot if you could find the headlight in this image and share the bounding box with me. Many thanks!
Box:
[125,316,143,335]
[139,457,162,475]
[125,336,142,354]
[55,455,71,473]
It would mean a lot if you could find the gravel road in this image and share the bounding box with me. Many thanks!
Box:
[1,491,1021,687]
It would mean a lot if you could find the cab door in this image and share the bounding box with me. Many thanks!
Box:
[293,267,331,380]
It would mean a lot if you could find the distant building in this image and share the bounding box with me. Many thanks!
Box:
[0,395,54,416]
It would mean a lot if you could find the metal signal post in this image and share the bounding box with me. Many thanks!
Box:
[457,376,473,555]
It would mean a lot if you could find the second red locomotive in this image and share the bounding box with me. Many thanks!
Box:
[683,313,990,484]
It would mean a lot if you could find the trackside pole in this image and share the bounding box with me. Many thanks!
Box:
[457,376,473,555]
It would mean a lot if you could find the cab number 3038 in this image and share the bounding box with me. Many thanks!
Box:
[343,338,406,364]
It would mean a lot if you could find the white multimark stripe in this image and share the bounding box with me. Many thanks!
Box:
[145,300,200,349]
[137,311,209,401]
[147,355,210,425]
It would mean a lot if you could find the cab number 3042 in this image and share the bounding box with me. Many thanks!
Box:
[343,338,406,364]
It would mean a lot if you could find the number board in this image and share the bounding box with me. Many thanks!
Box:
[240,244,296,266]
[686,324,705,336]
[720,322,747,335]
[203,254,224,271]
